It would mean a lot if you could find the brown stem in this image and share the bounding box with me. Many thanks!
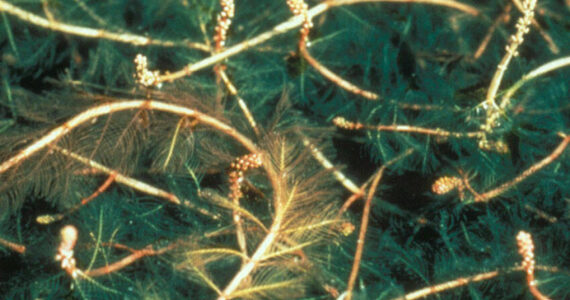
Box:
[0,100,259,175]
[217,160,285,299]
[333,117,484,139]
[478,134,569,202]
[37,172,118,224]
[302,137,361,195]
[345,165,385,300]
[473,4,511,60]
[300,41,380,101]
[392,265,558,300]
[217,68,260,137]
[345,149,413,300]
[0,236,26,254]
[158,0,479,83]
[327,0,479,16]
[0,0,209,51]
[52,146,180,205]
[85,243,177,277]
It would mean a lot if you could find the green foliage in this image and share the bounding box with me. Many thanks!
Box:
[1,0,569,299]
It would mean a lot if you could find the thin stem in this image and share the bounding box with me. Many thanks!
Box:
[218,163,285,299]
[345,149,414,300]
[0,236,26,254]
[36,172,117,224]
[85,242,177,277]
[52,146,180,205]
[157,3,331,83]
[500,56,570,111]
[302,137,361,195]
[218,231,278,299]
[345,166,385,300]
[392,265,559,300]
[478,134,569,202]
[0,100,259,174]
[300,39,380,101]
[217,68,260,137]
[0,0,209,51]
[333,117,484,139]
[158,0,478,83]
[327,0,479,16]
[473,4,511,60]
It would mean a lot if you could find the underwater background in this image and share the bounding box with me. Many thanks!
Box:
[0,0,569,299]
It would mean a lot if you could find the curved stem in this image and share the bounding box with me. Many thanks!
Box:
[0,0,209,51]
[0,100,259,174]
[478,134,570,202]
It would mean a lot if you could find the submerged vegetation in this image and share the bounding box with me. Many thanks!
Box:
[0,0,568,299]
